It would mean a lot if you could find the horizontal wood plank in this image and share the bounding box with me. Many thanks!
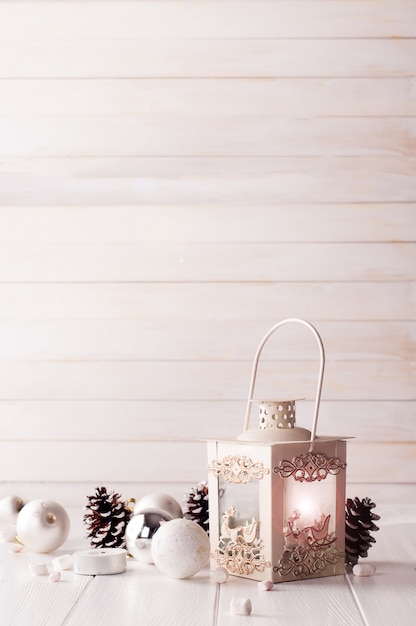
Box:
[0,242,413,282]
[0,282,413,321]
[1,157,415,204]
[1,116,414,157]
[1,2,415,40]
[2,78,414,117]
[0,482,195,510]
[348,442,416,484]
[0,400,413,443]
[0,441,209,483]
[0,0,414,495]
[0,320,413,361]
[0,441,412,483]
[0,204,415,244]
[1,40,415,79]
[0,360,413,401]
[1,481,413,510]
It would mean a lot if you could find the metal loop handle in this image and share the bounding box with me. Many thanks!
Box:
[243,318,325,443]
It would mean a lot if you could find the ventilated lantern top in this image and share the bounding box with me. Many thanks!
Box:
[236,318,330,444]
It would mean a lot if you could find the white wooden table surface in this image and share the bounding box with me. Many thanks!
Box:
[1,486,415,626]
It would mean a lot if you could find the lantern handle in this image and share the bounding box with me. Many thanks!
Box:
[243,318,325,443]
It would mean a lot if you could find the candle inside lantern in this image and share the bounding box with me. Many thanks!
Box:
[282,472,337,550]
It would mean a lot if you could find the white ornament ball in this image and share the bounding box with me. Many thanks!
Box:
[0,495,25,527]
[0,495,25,542]
[151,518,210,579]
[16,499,70,553]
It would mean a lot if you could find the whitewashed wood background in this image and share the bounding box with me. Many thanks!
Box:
[0,0,415,505]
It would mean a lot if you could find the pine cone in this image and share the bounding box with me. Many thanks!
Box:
[183,481,209,534]
[345,497,380,566]
[84,486,132,549]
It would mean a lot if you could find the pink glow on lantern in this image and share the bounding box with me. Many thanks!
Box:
[297,497,316,520]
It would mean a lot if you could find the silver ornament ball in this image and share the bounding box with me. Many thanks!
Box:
[126,511,170,564]
[134,492,183,520]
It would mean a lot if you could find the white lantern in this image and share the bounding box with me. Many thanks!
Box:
[207,318,348,583]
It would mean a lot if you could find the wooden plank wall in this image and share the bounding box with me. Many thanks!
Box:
[0,1,415,504]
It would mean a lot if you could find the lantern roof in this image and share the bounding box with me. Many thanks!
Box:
[204,434,352,447]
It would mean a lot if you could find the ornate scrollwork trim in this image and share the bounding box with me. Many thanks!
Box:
[273,452,346,482]
[212,542,271,576]
[274,541,344,579]
[208,455,270,484]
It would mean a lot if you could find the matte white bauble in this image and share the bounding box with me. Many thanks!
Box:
[151,518,210,579]
[0,495,25,526]
[16,499,70,553]
[0,496,25,542]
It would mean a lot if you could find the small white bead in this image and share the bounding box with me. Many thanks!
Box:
[212,567,228,583]
[48,571,61,582]
[230,597,252,616]
[352,563,376,577]
[258,579,274,591]
[52,554,73,571]
[29,562,49,576]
